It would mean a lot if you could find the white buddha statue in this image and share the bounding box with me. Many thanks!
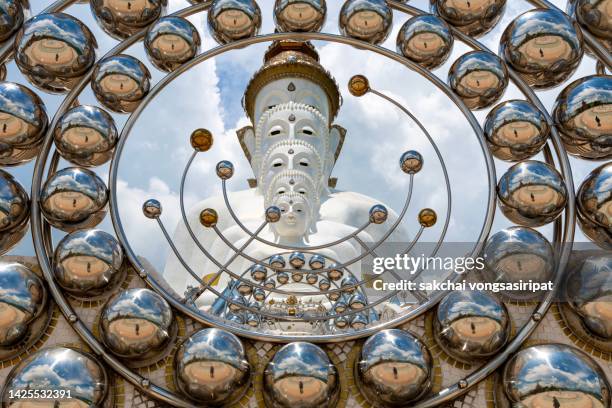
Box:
[164,41,407,313]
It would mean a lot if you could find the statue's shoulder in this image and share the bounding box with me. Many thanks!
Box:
[321,190,400,221]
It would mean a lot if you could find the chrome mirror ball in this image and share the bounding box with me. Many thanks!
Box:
[0,0,25,43]
[274,0,327,33]
[100,288,174,360]
[448,51,509,110]
[263,342,339,407]
[91,54,151,113]
[355,329,433,407]
[53,229,124,297]
[207,0,262,45]
[430,0,506,37]
[497,160,568,227]
[503,344,611,408]
[0,262,46,347]
[499,8,584,89]
[566,255,612,339]
[553,75,611,160]
[40,167,108,232]
[570,0,612,52]
[577,162,612,249]
[434,291,510,362]
[396,14,454,70]
[1,346,110,406]
[484,100,550,162]
[0,81,49,166]
[144,16,201,72]
[53,105,118,167]
[339,0,393,45]
[482,226,555,299]
[14,12,98,93]
[90,0,167,40]
[174,328,251,405]
[0,169,29,254]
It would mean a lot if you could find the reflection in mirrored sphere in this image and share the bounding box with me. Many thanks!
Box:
[397,14,454,70]
[369,204,388,224]
[553,75,611,160]
[0,81,48,166]
[207,0,262,44]
[484,100,550,161]
[90,0,167,40]
[497,160,568,226]
[216,160,234,179]
[482,226,554,299]
[356,329,432,407]
[144,16,201,72]
[100,288,174,359]
[500,8,584,89]
[577,162,612,249]
[263,342,339,407]
[339,0,393,45]
[54,105,118,167]
[431,0,506,37]
[289,251,306,269]
[448,51,509,110]
[503,344,611,408]
[571,0,612,52]
[434,291,510,361]
[400,150,424,174]
[91,54,151,113]
[567,255,612,339]
[40,167,108,232]
[0,262,46,347]
[274,0,326,32]
[0,169,29,249]
[14,13,97,93]
[0,0,25,43]
[143,198,162,219]
[1,347,109,406]
[53,229,123,296]
[175,328,251,405]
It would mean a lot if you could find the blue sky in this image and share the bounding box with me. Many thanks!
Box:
[4,0,603,274]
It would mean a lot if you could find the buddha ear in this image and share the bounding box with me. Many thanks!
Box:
[329,124,346,173]
[237,126,256,167]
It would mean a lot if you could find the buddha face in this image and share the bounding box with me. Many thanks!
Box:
[260,140,322,194]
[269,193,313,239]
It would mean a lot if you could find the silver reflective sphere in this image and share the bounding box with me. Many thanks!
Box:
[356,329,433,407]
[264,277,276,289]
[53,105,118,167]
[400,150,424,174]
[0,81,48,166]
[503,344,611,408]
[277,271,289,284]
[1,346,109,406]
[216,160,234,180]
[397,14,454,69]
[143,198,162,219]
[553,75,611,160]
[40,167,108,232]
[0,169,29,234]
[339,0,393,45]
[175,328,251,405]
[350,312,368,329]
[567,255,612,339]
[349,292,367,310]
[327,264,343,281]
[274,0,326,32]
[289,251,306,269]
[263,342,339,407]
[434,291,510,362]
[309,254,325,270]
[369,204,388,224]
[572,0,612,52]
[482,226,555,299]
[448,50,508,110]
[254,287,266,301]
[431,0,506,37]
[499,8,584,89]
[144,16,201,72]
[334,300,347,313]
[236,280,253,296]
[0,0,24,43]
[292,270,304,282]
[334,315,348,329]
[266,205,282,223]
[91,54,151,113]
[251,264,268,281]
[318,277,330,291]
[0,262,46,347]
[207,0,262,45]
[484,100,550,161]
[497,160,568,226]
[90,0,167,40]
[14,13,97,93]
[306,273,318,284]
[270,254,286,269]
[341,275,359,294]
[100,288,174,359]
[228,292,247,312]
[577,162,612,249]
[53,229,123,296]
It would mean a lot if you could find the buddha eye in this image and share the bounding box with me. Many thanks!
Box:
[297,209,303,213]
[298,188,306,195]
[299,159,309,167]
[276,188,286,195]
[269,125,283,136]
[272,158,284,168]
[301,126,315,136]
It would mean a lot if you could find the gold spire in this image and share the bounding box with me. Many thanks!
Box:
[242,40,341,123]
